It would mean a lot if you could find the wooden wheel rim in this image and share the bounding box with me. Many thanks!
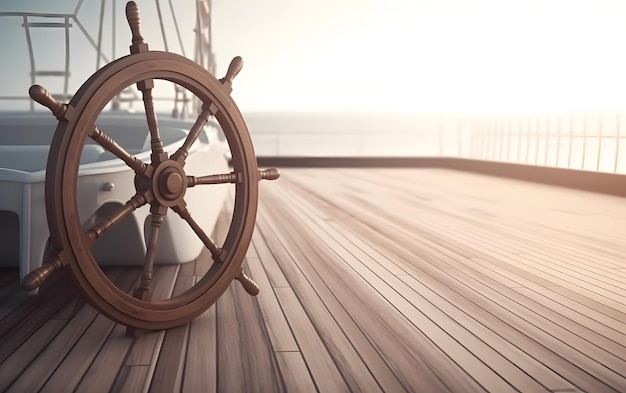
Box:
[46,51,258,330]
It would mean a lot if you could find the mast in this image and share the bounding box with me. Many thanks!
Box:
[193,0,216,114]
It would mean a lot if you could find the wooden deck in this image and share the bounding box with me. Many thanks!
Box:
[0,168,625,392]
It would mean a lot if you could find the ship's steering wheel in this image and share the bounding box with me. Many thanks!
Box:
[22,1,279,331]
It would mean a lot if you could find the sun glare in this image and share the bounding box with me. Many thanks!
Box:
[216,0,626,114]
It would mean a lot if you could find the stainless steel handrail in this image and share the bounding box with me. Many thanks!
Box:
[0,1,214,117]
[246,112,626,174]
[468,113,625,174]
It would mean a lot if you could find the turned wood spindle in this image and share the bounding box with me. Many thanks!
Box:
[126,1,148,53]
[258,168,280,181]
[187,172,238,187]
[29,85,67,120]
[235,269,260,296]
[220,56,243,93]
[21,255,64,291]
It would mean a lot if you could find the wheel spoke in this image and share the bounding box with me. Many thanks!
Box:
[170,106,213,163]
[135,206,166,298]
[138,80,166,163]
[187,168,280,187]
[125,0,164,162]
[258,168,280,181]
[235,269,260,296]
[21,254,64,291]
[219,57,243,94]
[187,171,239,187]
[89,126,150,175]
[28,85,67,120]
[172,204,222,261]
[85,192,151,244]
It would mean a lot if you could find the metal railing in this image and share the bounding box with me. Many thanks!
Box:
[0,0,214,117]
[468,113,625,174]
[247,112,626,175]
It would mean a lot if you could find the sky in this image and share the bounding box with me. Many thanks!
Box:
[2,0,626,114]
[211,0,626,114]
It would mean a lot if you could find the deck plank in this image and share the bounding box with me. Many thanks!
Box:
[216,277,284,393]
[0,319,66,391]
[148,275,194,393]
[74,323,133,393]
[246,255,298,352]
[287,204,541,391]
[261,186,485,392]
[2,270,124,392]
[5,299,100,392]
[0,273,80,363]
[0,269,29,321]
[181,300,216,393]
[305,169,626,315]
[110,365,150,393]
[444,267,626,392]
[269,180,544,392]
[0,168,625,392]
[275,351,317,392]
[40,269,139,392]
[258,208,403,392]
[252,230,291,288]
[513,287,625,351]
[110,265,179,393]
[274,286,350,393]
[275,168,626,392]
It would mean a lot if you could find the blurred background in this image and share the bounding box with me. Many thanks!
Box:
[2,0,626,171]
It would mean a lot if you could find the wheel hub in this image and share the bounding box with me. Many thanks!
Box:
[149,159,187,206]
[160,168,183,196]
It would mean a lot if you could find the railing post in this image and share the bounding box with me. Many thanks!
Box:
[615,112,621,173]
[438,118,444,157]
[505,115,513,162]
[581,113,587,170]
[497,117,504,162]
[555,114,561,168]
[457,116,462,158]
[596,114,602,171]
[543,115,550,166]
[525,115,531,164]
[567,113,574,169]
[534,115,540,165]
[516,115,522,163]
[469,120,476,159]
[490,119,496,161]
